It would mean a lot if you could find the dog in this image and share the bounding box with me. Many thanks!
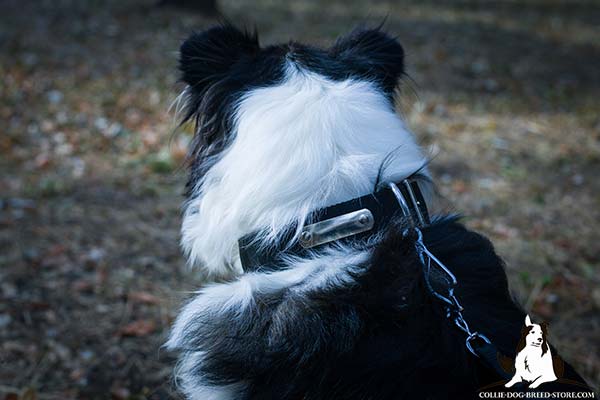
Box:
[166,23,590,399]
[505,315,558,389]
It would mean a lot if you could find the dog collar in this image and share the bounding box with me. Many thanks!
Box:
[238,177,430,272]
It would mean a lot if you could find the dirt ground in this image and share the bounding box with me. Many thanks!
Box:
[1,0,598,398]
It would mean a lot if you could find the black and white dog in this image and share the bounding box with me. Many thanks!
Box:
[166,24,590,399]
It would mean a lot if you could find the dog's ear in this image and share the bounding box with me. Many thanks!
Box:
[179,23,260,93]
[540,322,550,339]
[525,314,533,327]
[330,27,404,93]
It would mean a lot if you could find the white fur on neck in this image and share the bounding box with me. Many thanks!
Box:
[181,64,426,279]
[166,245,368,351]
[166,245,369,399]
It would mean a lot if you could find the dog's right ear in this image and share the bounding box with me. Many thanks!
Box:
[525,315,533,327]
[179,23,260,92]
[330,26,405,94]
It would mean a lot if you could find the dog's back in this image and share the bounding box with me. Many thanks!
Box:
[168,217,576,399]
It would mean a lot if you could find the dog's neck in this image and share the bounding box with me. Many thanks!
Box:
[238,176,431,272]
[181,66,428,280]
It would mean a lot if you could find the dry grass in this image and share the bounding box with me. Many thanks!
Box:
[1,0,598,398]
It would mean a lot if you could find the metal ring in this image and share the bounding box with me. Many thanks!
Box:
[454,315,471,335]
[403,180,426,226]
[388,182,413,222]
[421,246,458,286]
[465,332,492,357]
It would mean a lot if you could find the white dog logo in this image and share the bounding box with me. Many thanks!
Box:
[505,315,558,389]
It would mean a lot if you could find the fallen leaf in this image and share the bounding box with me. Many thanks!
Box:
[119,319,156,337]
[128,291,160,305]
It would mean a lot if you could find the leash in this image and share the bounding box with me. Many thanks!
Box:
[415,227,510,378]
[389,182,512,380]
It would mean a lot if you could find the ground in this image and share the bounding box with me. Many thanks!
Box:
[0,0,598,398]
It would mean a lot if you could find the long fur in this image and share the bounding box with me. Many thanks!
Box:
[168,24,591,399]
[179,25,426,279]
[167,218,525,398]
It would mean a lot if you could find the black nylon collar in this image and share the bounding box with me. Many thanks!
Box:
[238,178,430,272]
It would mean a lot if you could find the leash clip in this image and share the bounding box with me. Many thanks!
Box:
[466,332,492,357]
[412,228,492,359]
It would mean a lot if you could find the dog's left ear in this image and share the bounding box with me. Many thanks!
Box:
[330,27,404,94]
[179,23,260,95]
[177,23,260,150]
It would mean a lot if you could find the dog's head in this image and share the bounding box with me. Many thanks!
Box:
[517,315,549,355]
[176,23,427,278]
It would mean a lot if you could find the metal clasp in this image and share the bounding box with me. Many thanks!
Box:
[414,228,491,358]
[466,332,492,357]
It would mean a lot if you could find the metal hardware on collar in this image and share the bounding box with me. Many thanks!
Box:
[389,180,429,227]
[412,228,492,358]
[299,208,374,249]
[388,182,411,219]
[238,176,430,272]
[402,180,427,226]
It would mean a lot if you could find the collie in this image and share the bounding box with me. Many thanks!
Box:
[166,23,590,399]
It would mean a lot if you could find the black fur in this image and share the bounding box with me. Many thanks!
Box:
[329,26,405,95]
[178,23,281,196]
[170,218,590,398]
[178,24,406,195]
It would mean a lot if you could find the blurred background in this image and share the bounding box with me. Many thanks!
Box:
[1,0,598,398]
